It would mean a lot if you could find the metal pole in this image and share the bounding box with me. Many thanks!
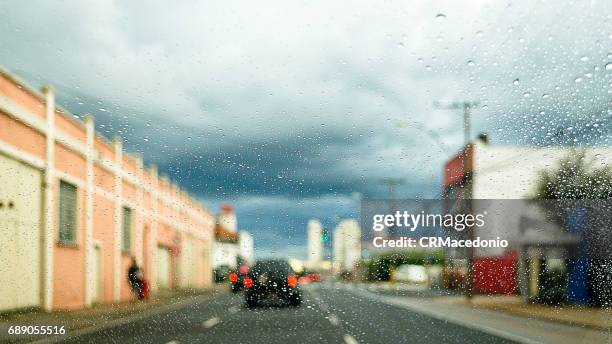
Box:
[463,102,474,300]
[434,100,478,300]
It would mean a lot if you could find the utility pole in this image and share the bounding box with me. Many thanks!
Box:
[434,100,478,300]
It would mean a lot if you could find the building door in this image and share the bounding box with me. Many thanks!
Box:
[91,243,103,303]
[156,246,171,289]
[0,154,42,311]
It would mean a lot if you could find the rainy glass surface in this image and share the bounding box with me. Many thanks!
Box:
[0,0,611,343]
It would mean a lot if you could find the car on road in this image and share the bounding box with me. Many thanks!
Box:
[298,270,321,285]
[394,264,429,286]
[244,259,301,308]
[213,265,233,283]
[229,264,250,293]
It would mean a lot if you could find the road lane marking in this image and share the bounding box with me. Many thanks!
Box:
[343,334,359,344]
[228,306,240,314]
[202,317,221,329]
[328,314,340,326]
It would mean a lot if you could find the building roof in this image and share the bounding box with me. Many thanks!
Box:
[215,224,239,243]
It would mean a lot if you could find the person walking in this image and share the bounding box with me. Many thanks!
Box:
[128,257,143,299]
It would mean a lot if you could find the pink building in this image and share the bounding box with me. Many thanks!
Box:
[0,67,215,311]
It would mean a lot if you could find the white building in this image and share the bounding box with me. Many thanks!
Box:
[333,219,361,271]
[445,135,612,200]
[218,204,237,232]
[239,231,254,264]
[307,219,324,264]
[213,241,239,269]
[212,205,254,268]
[443,136,612,294]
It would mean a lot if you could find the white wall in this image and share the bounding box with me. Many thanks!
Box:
[218,212,237,232]
[239,231,254,264]
[333,219,361,271]
[472,142,612,199]
[307,219,323,264]
[213,241,239,268]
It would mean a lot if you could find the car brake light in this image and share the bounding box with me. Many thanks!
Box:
[229,272,238,283]
[287,275,298,288]
[243,277,254,288]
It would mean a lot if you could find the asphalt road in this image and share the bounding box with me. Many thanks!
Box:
[60,284,514,344]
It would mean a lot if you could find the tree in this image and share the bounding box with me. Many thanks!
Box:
[533,151,612,200]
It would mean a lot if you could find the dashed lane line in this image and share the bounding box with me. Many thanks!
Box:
[202,317,221,329]
[343,334,359,344]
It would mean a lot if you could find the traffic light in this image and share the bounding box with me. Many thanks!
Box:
[322,228,329,242]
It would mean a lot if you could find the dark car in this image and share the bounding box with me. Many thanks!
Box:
[244,259,301,308]
[213,265,232,283]
[229,264,250,293]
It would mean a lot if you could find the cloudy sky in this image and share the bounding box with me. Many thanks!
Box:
[1,0,610,258]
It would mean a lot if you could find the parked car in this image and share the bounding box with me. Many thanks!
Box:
[298,271,321,285]
[244,259,301,308]
[214,265,232,283]
[394,264,429,285]
[229,264,250,293]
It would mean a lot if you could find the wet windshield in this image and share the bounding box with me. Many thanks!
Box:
[0,0,611,343]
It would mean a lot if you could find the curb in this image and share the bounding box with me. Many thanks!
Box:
[475,303,612,332]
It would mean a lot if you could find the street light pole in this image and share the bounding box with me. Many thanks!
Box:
[434,100,478,300]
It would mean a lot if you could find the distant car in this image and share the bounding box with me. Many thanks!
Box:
[214,265,232,283]
[394,264,429,285]
[298,271,321,285]
[244,259,302,308]
[229,264,250,293]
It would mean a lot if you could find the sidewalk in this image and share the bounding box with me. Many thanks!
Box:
[438,295,612,331]
[0,287,224,343]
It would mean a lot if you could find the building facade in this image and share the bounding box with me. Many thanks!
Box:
[0,67,215,312]
[332,219,361,272]
[442,135,612,296]
[307,219,323,265]
[239,231,254,264]
[212,205,254,269]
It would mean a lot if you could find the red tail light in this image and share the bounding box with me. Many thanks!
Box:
[287,275,298,288]
[229,272,238,283]
[243,277,254,288]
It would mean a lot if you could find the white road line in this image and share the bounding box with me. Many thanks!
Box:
[228,305,240,314]
[165,341,179,344]
[343,334,359,344]
[328,314,340,326]
[202,317,221,329]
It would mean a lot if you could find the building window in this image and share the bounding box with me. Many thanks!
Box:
[58,180,77,244]
[122,206,132,252]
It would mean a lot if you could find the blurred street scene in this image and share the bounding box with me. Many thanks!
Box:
[1,0,612,343]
